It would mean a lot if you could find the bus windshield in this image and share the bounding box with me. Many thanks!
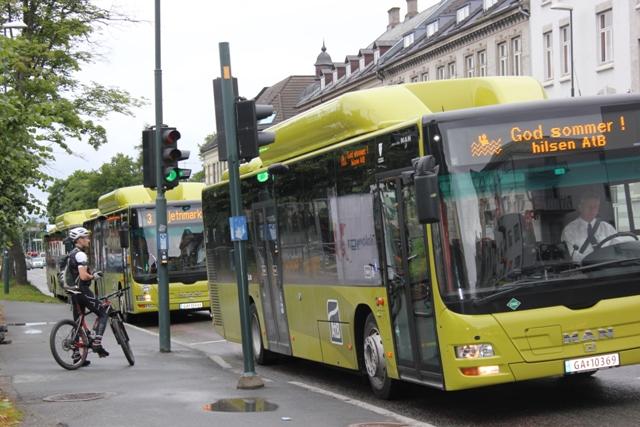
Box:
[131,204,206,283]
[432,97,640,312]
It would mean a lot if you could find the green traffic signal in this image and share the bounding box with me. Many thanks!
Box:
[165,168,178,182]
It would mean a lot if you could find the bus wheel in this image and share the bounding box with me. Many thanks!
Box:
[250,304,274,365]
[363,313,395,399]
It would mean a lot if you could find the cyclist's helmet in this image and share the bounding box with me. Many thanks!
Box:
[68,227,90,242]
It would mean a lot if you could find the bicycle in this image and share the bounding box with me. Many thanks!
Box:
[49,286,135,370]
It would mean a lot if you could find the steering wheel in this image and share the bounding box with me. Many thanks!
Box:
[594,231,639,249]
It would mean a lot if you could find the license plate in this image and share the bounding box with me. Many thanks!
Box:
[179,302,203,310]
[564,352,620,374]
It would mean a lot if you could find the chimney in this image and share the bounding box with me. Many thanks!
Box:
[405,0,418,21]
[387,7,400,30]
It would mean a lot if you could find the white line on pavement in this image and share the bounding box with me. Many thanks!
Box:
[289,381,436,427]
[210,355,232,369]
[191,339,227,346]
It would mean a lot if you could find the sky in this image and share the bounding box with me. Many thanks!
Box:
[37,0,440,209]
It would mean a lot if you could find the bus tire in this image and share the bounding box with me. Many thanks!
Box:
[250,304,275,365]
[363,313,395,399]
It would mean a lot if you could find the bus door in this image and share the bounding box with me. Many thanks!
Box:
[377,171,442,384]
[252,201,291,355]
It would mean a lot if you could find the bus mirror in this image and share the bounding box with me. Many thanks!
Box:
[119,222,130,249]
[413,155,441,224]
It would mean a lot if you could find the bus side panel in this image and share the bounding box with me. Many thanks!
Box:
[217,282,242,343]
[282,285,323,363]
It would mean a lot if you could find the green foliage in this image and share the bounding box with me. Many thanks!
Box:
[0,280,60,304]
[190,169,205,183]
[46,153,142,221]
[0,0,145,243]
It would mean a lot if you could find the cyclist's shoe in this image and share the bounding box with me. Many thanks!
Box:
[72,351,90,366]
[91,342,109,358]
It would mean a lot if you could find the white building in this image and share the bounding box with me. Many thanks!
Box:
[530,0,640,98]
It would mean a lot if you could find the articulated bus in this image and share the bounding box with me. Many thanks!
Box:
[82,183,210,320]
[45,209,99,299]
[202,77,640,398]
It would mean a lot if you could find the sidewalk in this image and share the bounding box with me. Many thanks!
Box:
[0,300,424,427]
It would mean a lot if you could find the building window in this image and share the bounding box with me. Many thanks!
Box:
[560,25,570,76]
[457,5,470,23]
[465,55,475,77]
[477,50,487,76]
[597,9,613,64]
[427,21,439,37]
[421,72,429,81]
[448,62,456,79]
[484,0,498,10]
[411,75,419,82]
[497,42,508,76]
[403,33,414,48]
[437,66,445,80]
[543,31,553,80]
[511,36,522,76]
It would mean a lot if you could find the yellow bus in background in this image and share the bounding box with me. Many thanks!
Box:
[203,77,640,398]
[44,209,99,299]
[83,183,210,321]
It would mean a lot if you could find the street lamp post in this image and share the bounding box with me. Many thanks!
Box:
[550,2,575,97]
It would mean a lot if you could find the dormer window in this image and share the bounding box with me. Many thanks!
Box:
[346,63,351,77]
[403,33,414,48]
[426,21,439,37]
[484,0,498,10]
[456,5,470,23]
[359,56,365,70]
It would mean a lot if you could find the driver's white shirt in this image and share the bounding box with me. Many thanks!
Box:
[561,218,617,262]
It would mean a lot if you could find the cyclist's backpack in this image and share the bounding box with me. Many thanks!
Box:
[58,248,79,289]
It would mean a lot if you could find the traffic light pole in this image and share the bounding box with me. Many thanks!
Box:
[154,0,170,352]
[218,42,263,389]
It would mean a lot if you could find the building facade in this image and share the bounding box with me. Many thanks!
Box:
[530,0,640,98]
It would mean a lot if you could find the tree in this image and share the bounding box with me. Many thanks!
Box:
[47,153,142,222]
[1,1,144,283]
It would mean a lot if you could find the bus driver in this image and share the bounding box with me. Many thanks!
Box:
[561,192,618,262]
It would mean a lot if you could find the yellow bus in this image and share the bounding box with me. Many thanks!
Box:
[45,209,99,299]
[84,183,210,321]
[202,77,640,398]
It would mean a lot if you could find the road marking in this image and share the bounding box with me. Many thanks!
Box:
[6,322,51,326]
[191,339,227,345]
[289,381,436,427]
[210,355,232,369]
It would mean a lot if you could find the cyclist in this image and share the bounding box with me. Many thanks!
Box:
[67,227,109,361]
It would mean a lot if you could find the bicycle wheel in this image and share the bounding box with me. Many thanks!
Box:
[110,316,135,366]
[50,319,88,370]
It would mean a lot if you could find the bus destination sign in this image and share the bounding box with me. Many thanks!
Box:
[445,105,640,168]
[140,206,203,227]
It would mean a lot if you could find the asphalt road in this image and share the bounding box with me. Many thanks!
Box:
[25,268,640,426]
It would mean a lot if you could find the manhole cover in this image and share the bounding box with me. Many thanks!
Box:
[43,392,111,402]
[348,423,409,427]
[203,398,278,412]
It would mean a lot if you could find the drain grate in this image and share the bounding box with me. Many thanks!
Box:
[43,392,110,402]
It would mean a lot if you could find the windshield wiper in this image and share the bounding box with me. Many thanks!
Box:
[560,256,640,275]
[472,277,566,306]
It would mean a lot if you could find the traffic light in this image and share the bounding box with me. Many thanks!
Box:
[160,126,191,190]
[212,77,238,162]
[235,99,276,162]
[142,126,191,190]
[142,128,157,189]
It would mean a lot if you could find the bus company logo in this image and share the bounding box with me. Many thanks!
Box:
[471,134,502,157]
[327,299,343,345]
[562,327,614,344]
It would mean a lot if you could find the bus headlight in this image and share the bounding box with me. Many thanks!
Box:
[455,343,494,359]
